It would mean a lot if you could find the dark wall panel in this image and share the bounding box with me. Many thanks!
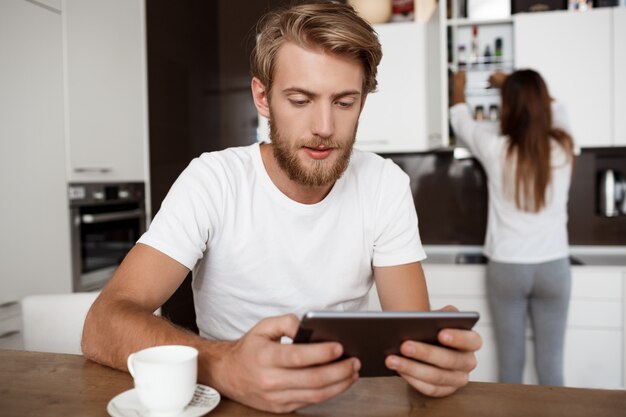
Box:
[146,0,293,333]
[387,148,626,247]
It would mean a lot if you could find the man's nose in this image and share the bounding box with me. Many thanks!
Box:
[311,103,334,139]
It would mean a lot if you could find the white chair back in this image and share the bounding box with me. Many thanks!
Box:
[21,292,100,354]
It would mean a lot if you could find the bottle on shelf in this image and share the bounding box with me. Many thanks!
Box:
[484,45,492,65]
[470,25,479,67]
[494,37,503,64]
[568,0,593,11]
[458,44,467,69]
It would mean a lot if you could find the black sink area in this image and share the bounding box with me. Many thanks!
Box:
[455,253,488,264]
[569,256,585,266]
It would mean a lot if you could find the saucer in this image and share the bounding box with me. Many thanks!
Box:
[107,384,220,417]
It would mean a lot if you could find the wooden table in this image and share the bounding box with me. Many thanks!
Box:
[1,349,625,417]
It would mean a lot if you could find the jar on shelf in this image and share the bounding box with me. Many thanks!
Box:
[391,0,414,22]
[489,104,499,121]
[475,105,485,121]
[458,44,467,68]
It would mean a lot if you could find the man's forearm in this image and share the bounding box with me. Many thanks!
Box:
[81,298,232,387]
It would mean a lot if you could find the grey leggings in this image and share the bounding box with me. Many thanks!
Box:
[486,258,571,386]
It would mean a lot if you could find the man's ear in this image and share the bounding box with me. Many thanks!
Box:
[251,77,270,118]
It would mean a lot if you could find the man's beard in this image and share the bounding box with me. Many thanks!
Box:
[268,117,357,187]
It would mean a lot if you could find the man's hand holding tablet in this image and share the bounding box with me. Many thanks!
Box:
[293,310,480,377]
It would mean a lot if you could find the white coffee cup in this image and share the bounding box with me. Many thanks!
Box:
[127,345,198,417]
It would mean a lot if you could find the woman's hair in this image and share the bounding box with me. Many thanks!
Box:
[500,69,575,212]
[251,1,382,97]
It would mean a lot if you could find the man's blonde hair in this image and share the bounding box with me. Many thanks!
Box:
[251,1,382,96]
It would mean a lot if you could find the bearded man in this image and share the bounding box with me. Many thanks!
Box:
[82,2,481,413]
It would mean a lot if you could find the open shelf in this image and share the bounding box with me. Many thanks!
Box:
[445,7,514,133]
[465,88,500,97]
[447,16,513,27]
[448,61,514,72]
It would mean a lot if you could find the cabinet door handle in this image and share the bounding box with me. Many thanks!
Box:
[0,301,18,309]
[74,167,113,173]
[0,330,20,339]
[81,209,143,224]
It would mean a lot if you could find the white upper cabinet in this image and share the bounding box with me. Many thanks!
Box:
[64,0,148,182]
[614,8,626,147]
[355,15,443,153]
[514,9,613,148]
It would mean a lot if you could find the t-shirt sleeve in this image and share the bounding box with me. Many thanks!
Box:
[372,160,426,267]
[449,102,501,163]
[138,158,221,270]
[449,103,478,153]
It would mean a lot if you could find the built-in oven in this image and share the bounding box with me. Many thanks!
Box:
[69,183,146,292]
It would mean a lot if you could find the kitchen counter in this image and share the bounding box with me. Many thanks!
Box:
[422,245,626,267]
[416,247,626,388]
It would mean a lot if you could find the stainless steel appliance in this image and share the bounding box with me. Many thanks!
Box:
[69,183,146,292]
[598,169,626,217]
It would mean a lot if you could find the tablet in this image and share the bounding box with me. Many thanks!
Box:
[293,311,479,377]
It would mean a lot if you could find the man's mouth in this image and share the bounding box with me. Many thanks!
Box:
[303,144,334,160]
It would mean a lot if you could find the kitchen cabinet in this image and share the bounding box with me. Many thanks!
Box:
[421,265,500,382]
[445,16,514,144]
[564,269,624,388]
[440,7,626,149]
[0,302,23,350]
[0,0,72,334]
[2,0,149,347]
[392,263,626,389]
[514,9,613,148]
[64,0,149,182]
[614,8,626,147]
[354,14,444,152]
[441,2,518,148]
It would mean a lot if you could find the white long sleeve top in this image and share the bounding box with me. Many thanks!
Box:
[449,102,575,263]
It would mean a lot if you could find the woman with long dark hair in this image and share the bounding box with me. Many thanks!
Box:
[450,69,576,385]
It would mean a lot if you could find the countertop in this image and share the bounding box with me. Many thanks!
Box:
[422,245,626,267]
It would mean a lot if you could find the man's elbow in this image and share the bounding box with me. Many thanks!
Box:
[81,302,105,363]
[81,307,96,359]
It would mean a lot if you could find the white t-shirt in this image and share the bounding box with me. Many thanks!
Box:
[139,143,425,340]
[449,102,574,264]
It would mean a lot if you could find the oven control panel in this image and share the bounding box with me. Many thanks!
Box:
[68,183,145,206]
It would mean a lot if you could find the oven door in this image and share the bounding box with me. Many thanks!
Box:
[71,203,146,291]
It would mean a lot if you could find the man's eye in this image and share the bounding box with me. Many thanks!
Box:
[336,100,355,109]
[289,99,308,106]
